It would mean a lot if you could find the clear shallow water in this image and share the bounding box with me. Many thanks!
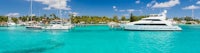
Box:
[0,25,200,53]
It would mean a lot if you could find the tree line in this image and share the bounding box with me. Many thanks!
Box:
[1,13,199,24]
[173,16,200,23]
[0,13,60,24]
[70,13,147,24]
[0,13,148,24]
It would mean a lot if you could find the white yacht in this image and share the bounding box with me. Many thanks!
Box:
[121,10,182,31]
[42,20,73,30]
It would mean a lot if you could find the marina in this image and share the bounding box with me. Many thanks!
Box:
[1,0,200,53]
[0,25,200,53]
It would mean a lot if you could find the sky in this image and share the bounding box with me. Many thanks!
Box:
[1,0,200,18]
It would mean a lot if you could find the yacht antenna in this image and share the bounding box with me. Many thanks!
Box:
[192,9,194,19]
[59,0,63,25]
[30,0,33,25]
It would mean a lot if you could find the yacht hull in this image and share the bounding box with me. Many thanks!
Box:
[123,25,182,31]
[26,26,42,29]
[7,23,16,27]
[42,25,72,30]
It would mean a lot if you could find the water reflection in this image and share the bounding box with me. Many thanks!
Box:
[128,31,174,53]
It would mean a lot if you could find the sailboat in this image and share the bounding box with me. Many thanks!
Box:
[26,0,42,29]
[42,10,73,30]
[42,0,73,30]
[7,16,16,27]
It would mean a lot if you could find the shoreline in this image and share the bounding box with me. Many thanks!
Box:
[178,24,200,25]
[1,24,200,27]
[74,24,200,25]
[75,24,108,26]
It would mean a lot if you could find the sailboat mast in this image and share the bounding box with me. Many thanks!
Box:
[30,0,33,22]
[59,0,63,25]
[192,9,194,19]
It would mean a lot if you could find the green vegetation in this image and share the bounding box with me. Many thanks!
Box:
[173,16,200,24]
[1,13,200,25]
[0,16,8,25]
[129,13,147,22]
[71,16,113,24]
[121,16,126,21]
[0,13,149,25]
[70,15,148,24]
[0,13,60,25]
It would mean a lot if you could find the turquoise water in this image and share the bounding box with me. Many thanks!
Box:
[0,25,200,53]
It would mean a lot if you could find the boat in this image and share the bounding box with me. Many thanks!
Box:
[25,0,42,29]
[26,25,42,29]
[42,20,73,30]
[26,21,42,29]
[41,0,73,30]
[108,22,120,28]
[7,17,16,27]
[121,10,182,31]
[7,22,16,27]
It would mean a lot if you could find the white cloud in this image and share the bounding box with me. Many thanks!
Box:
[113,6,116,9]
[33,0,71,10]
[123,14,129,16]
[69,11,78,16]
[31,14,36,16]
[112,6,118,11]
[127,9,135,13]
[152,0,180,8]
[147,4,152,7]
[6,13,20,17]
[197,1,200,4]
[146,0,156,7]
[119,10,126,12]
[135,0,140,4]
[182,5,200,10]
[116,9,142,13]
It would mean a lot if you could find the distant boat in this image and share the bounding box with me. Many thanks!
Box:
[108,22,120,28]
[121,10,182,31]
[7,22,16,27]
[42,20,73,30]
[7,17,16,27]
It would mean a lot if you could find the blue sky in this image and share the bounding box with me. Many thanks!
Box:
[1,0,200,18]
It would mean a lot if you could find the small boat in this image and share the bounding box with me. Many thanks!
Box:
[121,10,182,31]
[42,20,73,30]
[26,25,42,29]
[42,1,74,30]
[108,22,120,28]
[7,22,16,27]
[7,16,16,27]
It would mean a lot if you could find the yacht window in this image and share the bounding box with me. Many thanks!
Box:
[56,22,61,24]
[143,19,161,21]
[150,15,158,17]
[135,24,166,26]
[50,22,56,24]
[149,14,163,17]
